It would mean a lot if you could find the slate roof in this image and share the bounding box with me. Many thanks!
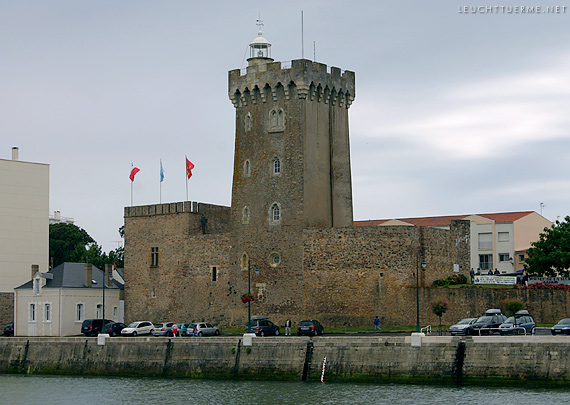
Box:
[15,262,124,290]
[354,211,536,227]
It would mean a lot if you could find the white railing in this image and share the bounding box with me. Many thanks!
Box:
[476,327,530,336]
[421,325,431,334]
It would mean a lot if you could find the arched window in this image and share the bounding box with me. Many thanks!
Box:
[245,113,252,132]
[241,252,249,271]
[273,157,281,175]
[270,203,281,224]
[244,159,251,177]
[242,206,250,224]
[269,108,285,132]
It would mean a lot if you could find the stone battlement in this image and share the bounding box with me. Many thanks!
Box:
[229,59,355,108]
[124,201,229,218]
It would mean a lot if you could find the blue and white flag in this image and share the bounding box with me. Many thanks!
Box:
[160,159,165,182]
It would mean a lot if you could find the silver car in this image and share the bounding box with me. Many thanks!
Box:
[193,322,220,337]
[448,318,477,336]
[151,322,176,337]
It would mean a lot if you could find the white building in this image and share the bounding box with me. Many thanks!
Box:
[355,211,552,274]
[49,210,75,225]
[14,262,123,336]
[0,147,49,327]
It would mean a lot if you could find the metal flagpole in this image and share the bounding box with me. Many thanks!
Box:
[130,162,134,206]
[185,155,189,202]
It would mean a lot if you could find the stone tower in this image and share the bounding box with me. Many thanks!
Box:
[228,29,356,315]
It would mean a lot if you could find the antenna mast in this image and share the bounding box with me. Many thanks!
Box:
[301,11,304,59]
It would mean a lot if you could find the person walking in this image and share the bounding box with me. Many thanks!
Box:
[373,316,381,332]
[172,323,178,337]
[285,318,292,336]
[470,268,475,284]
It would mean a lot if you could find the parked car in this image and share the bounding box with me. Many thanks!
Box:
[193,322,220,337]
[297,320,324,336]
[499,310,536,335]
[3,322,14,337]
[151,322,176,337]
[121,321,154,336]
[448,318,477,336]
[186,323,197,336]
[104,322,127,337]
[469,309,507,335]
[81,319,113,336]
[551,318,570,335]
[245,316,280,336]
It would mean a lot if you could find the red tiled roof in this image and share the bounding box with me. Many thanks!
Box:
[354,211,535,227]
[477,211,534,223]
[354,219,390,227]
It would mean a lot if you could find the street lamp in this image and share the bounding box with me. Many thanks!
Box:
[246,260,259,333]
[416,254,427,332]
[102,263,114,335]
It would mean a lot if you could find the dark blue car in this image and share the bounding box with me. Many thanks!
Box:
[104,322,127,337]
[3,322,14,336]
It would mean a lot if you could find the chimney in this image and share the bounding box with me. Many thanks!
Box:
[84,263,92,287]
[12,147,19,161]
[31,264,39,279]
[105,264,113,288]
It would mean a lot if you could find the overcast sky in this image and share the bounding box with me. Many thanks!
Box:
[1,1,569,252]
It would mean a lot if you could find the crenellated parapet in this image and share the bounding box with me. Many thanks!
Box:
[228,59,355,109]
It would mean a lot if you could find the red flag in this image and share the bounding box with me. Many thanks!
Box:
[186,158,195,179]
[129,167,140,181]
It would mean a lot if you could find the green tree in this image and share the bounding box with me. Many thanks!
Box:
[525,216,570,276]
[49,223,124,269]
[49,223,95,267]
[502,299,525,316]
[431,298,448,335]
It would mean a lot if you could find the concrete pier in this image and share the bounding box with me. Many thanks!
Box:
[1,336,569,384]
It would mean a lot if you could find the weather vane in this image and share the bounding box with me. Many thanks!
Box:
[256,13,264,30]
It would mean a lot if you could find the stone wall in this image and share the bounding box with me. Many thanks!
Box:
[124,203,473,328]
[0,292,13,328]
[302,221,471,326]
[412,286,570,327]
[3,336,570,384]
[124,202,234,325]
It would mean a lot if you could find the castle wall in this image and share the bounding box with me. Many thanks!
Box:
[124,203,474,328]
[123,202,233,324]
[302,221,471,326]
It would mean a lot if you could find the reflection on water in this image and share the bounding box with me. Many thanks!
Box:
[1,374,569,404]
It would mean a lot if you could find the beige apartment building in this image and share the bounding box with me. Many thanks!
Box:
[355,211,552,274]
[0,147,49,327]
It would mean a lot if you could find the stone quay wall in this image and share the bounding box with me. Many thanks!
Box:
[2,336,570,385]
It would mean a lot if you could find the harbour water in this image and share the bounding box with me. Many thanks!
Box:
[1,374,569,404]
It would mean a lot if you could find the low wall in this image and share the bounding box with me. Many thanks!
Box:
[2,336,570,385]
